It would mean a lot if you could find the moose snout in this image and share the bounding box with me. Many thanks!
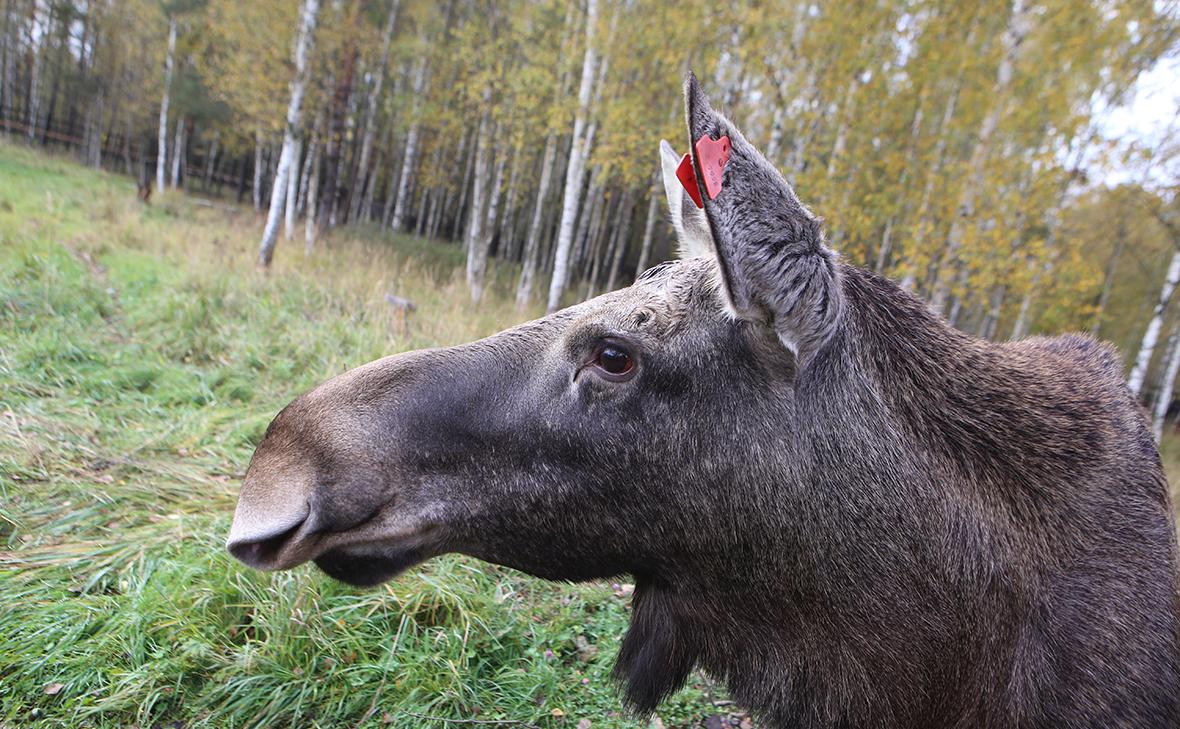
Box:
[226,487,314,570]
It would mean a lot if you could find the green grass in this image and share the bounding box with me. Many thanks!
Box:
[0,143,727,728]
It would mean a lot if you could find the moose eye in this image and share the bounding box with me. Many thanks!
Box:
[591,343,636,382]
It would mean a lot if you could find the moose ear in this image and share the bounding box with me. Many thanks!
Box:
[683,72,842,362]
[659,139,712,259]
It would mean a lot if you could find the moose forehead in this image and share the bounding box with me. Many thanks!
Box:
[565,256,723,339]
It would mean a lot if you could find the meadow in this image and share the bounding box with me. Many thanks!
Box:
[0,143,730,728]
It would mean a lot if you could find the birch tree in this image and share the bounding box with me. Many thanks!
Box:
[516,130,558,309]
[348,0,400,225]
[257,0,320,269]
[1153,324,1180,441]
[929,0,1030,312]
[1127,248,1180,396]
[546,0,600,313]
[156,15,177,193]
[391,57,428,231]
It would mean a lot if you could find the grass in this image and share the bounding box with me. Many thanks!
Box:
[0,142,728,728]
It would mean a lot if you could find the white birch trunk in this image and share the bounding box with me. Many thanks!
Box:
[930,0,1028,311]
[634,180,660,278]
[516,130,558,309]
[1,0,16,135]
[170,115,184,188]
[297,112,322,214]
[464,97,493,295]
[1091,233,1126,337]
[499,149,522,256]
[1153,324,1180,442]
[204,131,220,188]
[284,137,301,239]
[253,132,264,212]
[156,16,176,193]
[899,79,961,291]
[26,0,45,141]
[1128,248,1180,396]
[304,153,320,253]
[471,150,507,302]
[258,0,320,268]
[606,192,634,291]
[348,0,399,224]
[546,0,600,313]
[390,59,427,231]
[1010,254,1052,341]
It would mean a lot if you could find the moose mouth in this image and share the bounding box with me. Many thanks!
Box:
[314,544,432,586]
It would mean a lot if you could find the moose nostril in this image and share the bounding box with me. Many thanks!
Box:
[227,520,305,569]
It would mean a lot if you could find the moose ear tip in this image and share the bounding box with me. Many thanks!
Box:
[682,72,715,133]
[683,70,702,102]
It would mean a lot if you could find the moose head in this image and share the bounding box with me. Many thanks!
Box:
[229,75,1180,727]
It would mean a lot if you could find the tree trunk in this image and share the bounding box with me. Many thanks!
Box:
[1128,248,1180,396]
[876,99,924,272]
[464,99,493,298]
[516,130,559,309]
[453,127,476,240]
[348,0,399,224]
[83,87,104,168]
[1,0,16,136]
[606,191,634,291]
[26,0,45,142]
[471,147,507,302]
[573,168,603,276]
[319,33,357,234]
[156,16,176,192]
[1154,324,1180,442]
[253,132,265,211]
[170,114,184,188]
[1091,230,1126,338]
[297,111,323,214]
[498,145,522,259]
[304,146,321,253]
[204,131,220,189]
[258,0,320,268]
[929,0,1029,311]
[580,183,609,299]
[391,61,427,231]
[634,179,660,279]
[1010,253,1052,341]
[283,137,302,239]
[546,0,600,313]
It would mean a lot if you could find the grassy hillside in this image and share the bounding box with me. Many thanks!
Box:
[0,144,728,728]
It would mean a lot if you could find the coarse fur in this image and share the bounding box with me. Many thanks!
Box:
[227,74,1180,728]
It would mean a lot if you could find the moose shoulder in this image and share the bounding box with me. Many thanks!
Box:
[228,75,1180,728]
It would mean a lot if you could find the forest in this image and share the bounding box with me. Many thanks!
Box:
[4,0,1180,386]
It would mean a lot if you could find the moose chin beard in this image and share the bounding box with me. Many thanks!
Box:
[313,545,432,587]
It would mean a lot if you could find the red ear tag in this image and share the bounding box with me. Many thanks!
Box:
[694,135,730,201]
[675,152,704,209]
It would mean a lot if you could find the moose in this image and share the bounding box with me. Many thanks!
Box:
[228,75,1180,727]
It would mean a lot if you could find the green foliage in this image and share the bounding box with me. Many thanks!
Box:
[0,143,727,728]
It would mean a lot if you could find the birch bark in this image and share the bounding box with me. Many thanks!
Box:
[1128,248,1180,396]
[516,131,558,309]
[929,0,1029,311]
[348,0,400,224]
[258,0,320,268]
[1153,325,1180,442]
[546,0,600,313]
[156,16,176,192]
